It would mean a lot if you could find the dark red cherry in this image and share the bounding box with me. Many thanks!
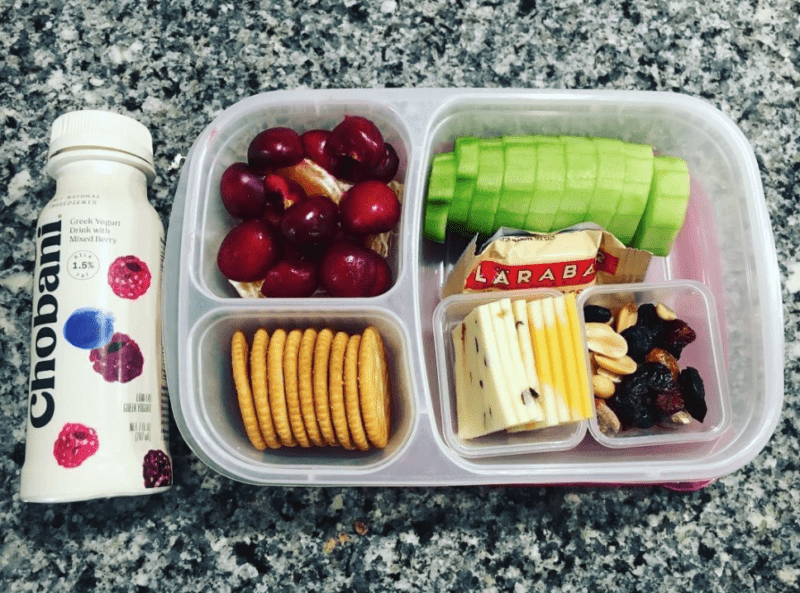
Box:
[260,259,320,298]
[325,116,385,169]
[219,162,267,219]
[280,195,340,247]
[247,127,304,171]
[217,219,280,282]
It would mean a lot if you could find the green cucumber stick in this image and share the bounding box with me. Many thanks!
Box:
[553,136,598,230]
[455,136,480,179]
[607,142,654,243]
[423,202,450,243]
[426,152,456,203]
[446,178,476,234]
[585,137,625,230]
[466,139,504,235]
[524,141,565,233]
[495,143,536,230]
[631,155,691,256]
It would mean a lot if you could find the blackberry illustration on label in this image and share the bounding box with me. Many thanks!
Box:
[63,308,115,350]
[53,423,99,468]
[89,332,145,383]
[142,449,172,488]
[108,255,151,300]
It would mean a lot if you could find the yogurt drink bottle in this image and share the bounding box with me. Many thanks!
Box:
[21,110,172,502]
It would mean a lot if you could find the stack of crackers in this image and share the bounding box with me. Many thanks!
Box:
[231,326,392,451]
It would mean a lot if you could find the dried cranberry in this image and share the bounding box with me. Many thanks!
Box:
[657,319,697,360]
[679,367,707,422]
[620,324,658,363]
[654,388,685,416]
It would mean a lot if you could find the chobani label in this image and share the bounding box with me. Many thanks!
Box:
[22,196,171,502]
[29,220,62,429]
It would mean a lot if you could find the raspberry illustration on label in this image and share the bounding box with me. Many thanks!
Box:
[108,255,151,299]
[53,423,99,468]
[89,332,145,383]
[142,449,172,488]
[63,308,115,350]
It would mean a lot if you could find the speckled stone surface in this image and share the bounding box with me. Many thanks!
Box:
[1,0,799,591]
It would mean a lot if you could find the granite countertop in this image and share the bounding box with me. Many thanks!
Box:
[2,1,799,591]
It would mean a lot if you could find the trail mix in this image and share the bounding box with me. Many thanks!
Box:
[583,301,707,434]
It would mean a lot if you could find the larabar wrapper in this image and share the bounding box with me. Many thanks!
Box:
[442,225,651,298]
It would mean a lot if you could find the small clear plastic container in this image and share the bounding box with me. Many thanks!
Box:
[433,289,588,459]
[578,281,731,449]
[163,89,783,486]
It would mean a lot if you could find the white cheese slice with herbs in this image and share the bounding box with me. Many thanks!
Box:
[491,299,543,423]
[455,304,522,439]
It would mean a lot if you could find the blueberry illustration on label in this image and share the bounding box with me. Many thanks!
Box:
[89,332,144,383]
[63,308,115,349]
[108,255,151,300]
[143,449,172,488]
[53,423,99,468]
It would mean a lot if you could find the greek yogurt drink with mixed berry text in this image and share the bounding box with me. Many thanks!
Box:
[21,111,172,502]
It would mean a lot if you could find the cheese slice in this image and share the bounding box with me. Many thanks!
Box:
[565,292,593,419]
[554,295,583,421]
[512,299,542,399]
[540,298,572,424]
[509,299,562,431]
[491,299,543,424]
[455,305,522,439]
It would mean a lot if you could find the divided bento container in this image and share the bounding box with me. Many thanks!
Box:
[163,88,784,486]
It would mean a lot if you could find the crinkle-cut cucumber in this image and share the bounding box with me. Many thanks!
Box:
[455,136,480,179]
[427,152,456,203]
[423,201,449,243]
[466,139,504,235]
[585,137,625,229]
[495,143,536,230]
[606,142,654,244]
[523,141,565,233]
[631,155,691,256]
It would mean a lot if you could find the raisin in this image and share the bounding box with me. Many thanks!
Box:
[620,324,658,363]
[633,404,659,429]
[636,303,661,329]
[658,319,697,360]
[679,367,707,422]
[583,305,612,324]
[607,392,639,430]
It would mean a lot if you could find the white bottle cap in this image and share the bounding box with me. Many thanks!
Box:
[48,110,154,169]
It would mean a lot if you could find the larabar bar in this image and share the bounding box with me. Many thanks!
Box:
[441,225,651,298]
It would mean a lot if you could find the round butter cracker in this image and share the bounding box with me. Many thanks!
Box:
[344,334,370,451]
[298,328,325,447]
[283,328,311,448]
[248,328,282,449]
[230,331,268,451]
[267,328,297,447]
[358,326,391,449]
[313,328,338,446]
[328,331,354,450]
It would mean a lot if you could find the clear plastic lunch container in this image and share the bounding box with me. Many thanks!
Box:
[163,88,783,487]
[578,281,732,449]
